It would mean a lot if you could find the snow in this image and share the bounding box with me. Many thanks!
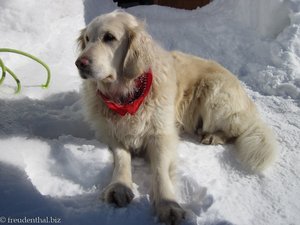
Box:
[0,0,299,225]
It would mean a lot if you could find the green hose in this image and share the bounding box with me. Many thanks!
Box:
[0,48,51,93]
[0,58,6,85]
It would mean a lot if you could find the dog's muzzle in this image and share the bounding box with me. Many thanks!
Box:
[75,56,93,79]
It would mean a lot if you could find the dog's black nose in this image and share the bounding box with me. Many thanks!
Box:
[75,57,91,70]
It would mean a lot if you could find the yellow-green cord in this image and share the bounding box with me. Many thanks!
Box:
[0,58,6,84]
[0,48,51,93]
[6,67,21,93]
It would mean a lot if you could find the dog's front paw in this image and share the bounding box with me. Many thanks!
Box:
[102,182,134,207]
[155,200,185,225]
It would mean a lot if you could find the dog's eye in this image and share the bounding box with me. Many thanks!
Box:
[85,35,89,42]
[103,32,116,43]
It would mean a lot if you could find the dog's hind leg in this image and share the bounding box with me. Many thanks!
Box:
[199,130,229,145]
[102,146,134,207]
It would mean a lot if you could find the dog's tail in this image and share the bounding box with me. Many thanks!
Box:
[235,120,278,172]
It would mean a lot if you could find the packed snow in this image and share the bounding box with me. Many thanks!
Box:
[0,0,300,225]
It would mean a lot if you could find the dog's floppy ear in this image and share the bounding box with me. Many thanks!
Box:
[77,28,87,51]
[122,25,154,78]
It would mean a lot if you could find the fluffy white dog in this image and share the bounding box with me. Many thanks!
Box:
[76,11,277,225]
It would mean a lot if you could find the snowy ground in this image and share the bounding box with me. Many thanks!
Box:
[0,0,300,225]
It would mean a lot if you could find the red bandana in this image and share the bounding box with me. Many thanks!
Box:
[97,70,153,116]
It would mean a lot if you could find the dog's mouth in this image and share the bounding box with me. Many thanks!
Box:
[97,70,153,116]
[79,70,93,79]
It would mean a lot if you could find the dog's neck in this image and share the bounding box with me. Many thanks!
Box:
[96,70,153,116]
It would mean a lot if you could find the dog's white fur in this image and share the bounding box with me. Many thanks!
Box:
[76,11,277,225]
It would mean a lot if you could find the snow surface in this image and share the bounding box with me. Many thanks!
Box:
[0,0,299,225]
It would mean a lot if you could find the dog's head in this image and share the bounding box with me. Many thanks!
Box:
[76,11,153,94]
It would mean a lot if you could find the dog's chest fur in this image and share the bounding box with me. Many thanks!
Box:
[104,108,153,150]
[82,82,155,151]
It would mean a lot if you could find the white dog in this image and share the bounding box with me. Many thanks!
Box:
[76,11,277,225]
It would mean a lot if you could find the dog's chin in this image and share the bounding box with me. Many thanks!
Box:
[101,74,116,83]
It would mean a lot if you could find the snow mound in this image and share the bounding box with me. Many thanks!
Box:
[0,136,112,197]
[234,0,290,38]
